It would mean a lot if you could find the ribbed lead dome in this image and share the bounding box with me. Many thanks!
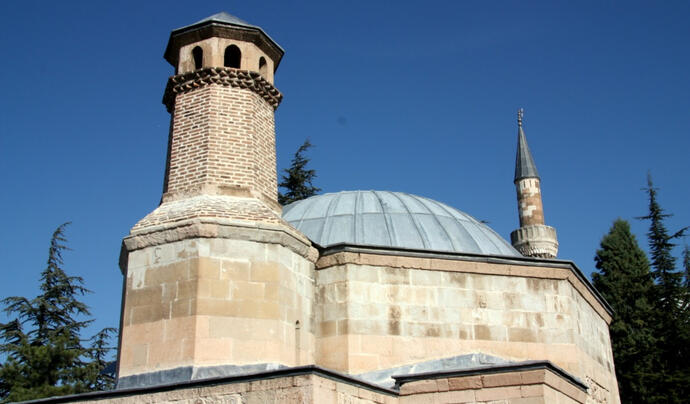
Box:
[282,191,520,257]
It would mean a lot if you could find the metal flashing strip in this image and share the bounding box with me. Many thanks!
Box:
[318,243,614,316]
[19,365,398,403]
[392,360,588,392]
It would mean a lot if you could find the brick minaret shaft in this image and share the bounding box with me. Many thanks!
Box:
[160,21,283,211]
[510,109,559,258]
[116,13,317,388]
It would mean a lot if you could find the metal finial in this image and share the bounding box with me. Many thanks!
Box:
[517,108,524,127]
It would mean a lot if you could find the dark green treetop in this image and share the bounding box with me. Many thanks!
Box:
[0,223,116,403]
[635,175,690,403]
[278,139,321,205]
[592,219,656,403]
[639,175,688,310]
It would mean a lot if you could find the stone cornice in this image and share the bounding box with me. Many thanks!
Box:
[162,67,282,112]
[119,217,318,274]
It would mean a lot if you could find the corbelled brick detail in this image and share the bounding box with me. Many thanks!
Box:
[132,195,282,231]
[161,81,279,208]
[163,67,283,112]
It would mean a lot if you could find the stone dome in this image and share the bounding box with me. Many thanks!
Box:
[282,191,520,257]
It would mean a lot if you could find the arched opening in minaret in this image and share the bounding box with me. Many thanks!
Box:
[224,45,241,68]
[259,56,268,76]
[192,46,203,70]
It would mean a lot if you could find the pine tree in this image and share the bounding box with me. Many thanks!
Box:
[278,139,321,205]
[638,175,689,403]
[592,219,656,403]
[0,223,115,402]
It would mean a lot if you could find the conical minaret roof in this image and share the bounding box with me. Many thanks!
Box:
[514,109,539,182]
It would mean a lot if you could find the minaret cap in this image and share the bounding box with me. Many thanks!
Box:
[514,108,540,182]
[164,12,284,70]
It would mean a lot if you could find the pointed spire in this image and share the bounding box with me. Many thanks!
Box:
[514,108,540,182]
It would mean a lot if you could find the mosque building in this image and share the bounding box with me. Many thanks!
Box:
[36,12,619,404]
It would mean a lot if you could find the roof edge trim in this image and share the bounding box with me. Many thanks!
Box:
[392,360,587,392]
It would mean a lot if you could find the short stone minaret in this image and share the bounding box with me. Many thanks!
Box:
[116,13,317,388]
[510,109,558,258]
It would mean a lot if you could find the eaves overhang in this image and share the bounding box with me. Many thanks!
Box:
[392,360,588,392]
[19,365,397,403]
[164,17,284,71]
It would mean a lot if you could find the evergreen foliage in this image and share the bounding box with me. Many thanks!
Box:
[638,175,689,403]
[592,219,656,403]
[278,139,321,205]
[595,176,690,403]
[0,223,116,402]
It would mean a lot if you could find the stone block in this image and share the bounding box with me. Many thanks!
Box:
[130,303,166,324]
[474,386,523,401]
[144,261,189,287]
[251,261,281,282]
[196,298,237,317]
[148,340,184,366]
[249,376,294,391]
[481,372,523,388]
[176,279,197,300]
[221,260,251,281]
[401,378,438,395]
[126,285,163,307]
[232,280,266,300]
[521,384,544,398]
[509,327,538,343]
[399,392,436,404]
[520,370,546,385]
[164,316,198,341]
[347,265,380,283]
[381,267,410,285]
[448,375,482,390]
[171,298,192,317]
[197,278,230,299]
[437,389,476,403]
[235,299,280,319]
[195,257,221,279]
[319,320,337,337]
[436,378,449,392]
[121,322,163,347]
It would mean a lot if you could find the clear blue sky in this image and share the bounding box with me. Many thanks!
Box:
[1,1,688,342]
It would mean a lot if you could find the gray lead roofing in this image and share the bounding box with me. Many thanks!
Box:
[184,12,255,31]
[514,109,540,182]
[282,191,520,257]
[171,11,285,54]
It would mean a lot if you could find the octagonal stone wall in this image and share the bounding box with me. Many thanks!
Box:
[314,250,619,404]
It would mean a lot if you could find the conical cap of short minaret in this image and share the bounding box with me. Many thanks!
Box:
[510,109,558,258]
[514,117,539,182]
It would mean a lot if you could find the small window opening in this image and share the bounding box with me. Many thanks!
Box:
[224,45,241,68]
[192,46,203,70]
[259,57,268,76]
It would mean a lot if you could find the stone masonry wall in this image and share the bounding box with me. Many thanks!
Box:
[62,373,396,404]
[314,253,620,404]
[163,84,278,207]
[398,367,587,404]
[119,235,314,378]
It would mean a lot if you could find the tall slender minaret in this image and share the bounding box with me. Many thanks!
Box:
[116,13,317,388]
[510,109,558,258]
